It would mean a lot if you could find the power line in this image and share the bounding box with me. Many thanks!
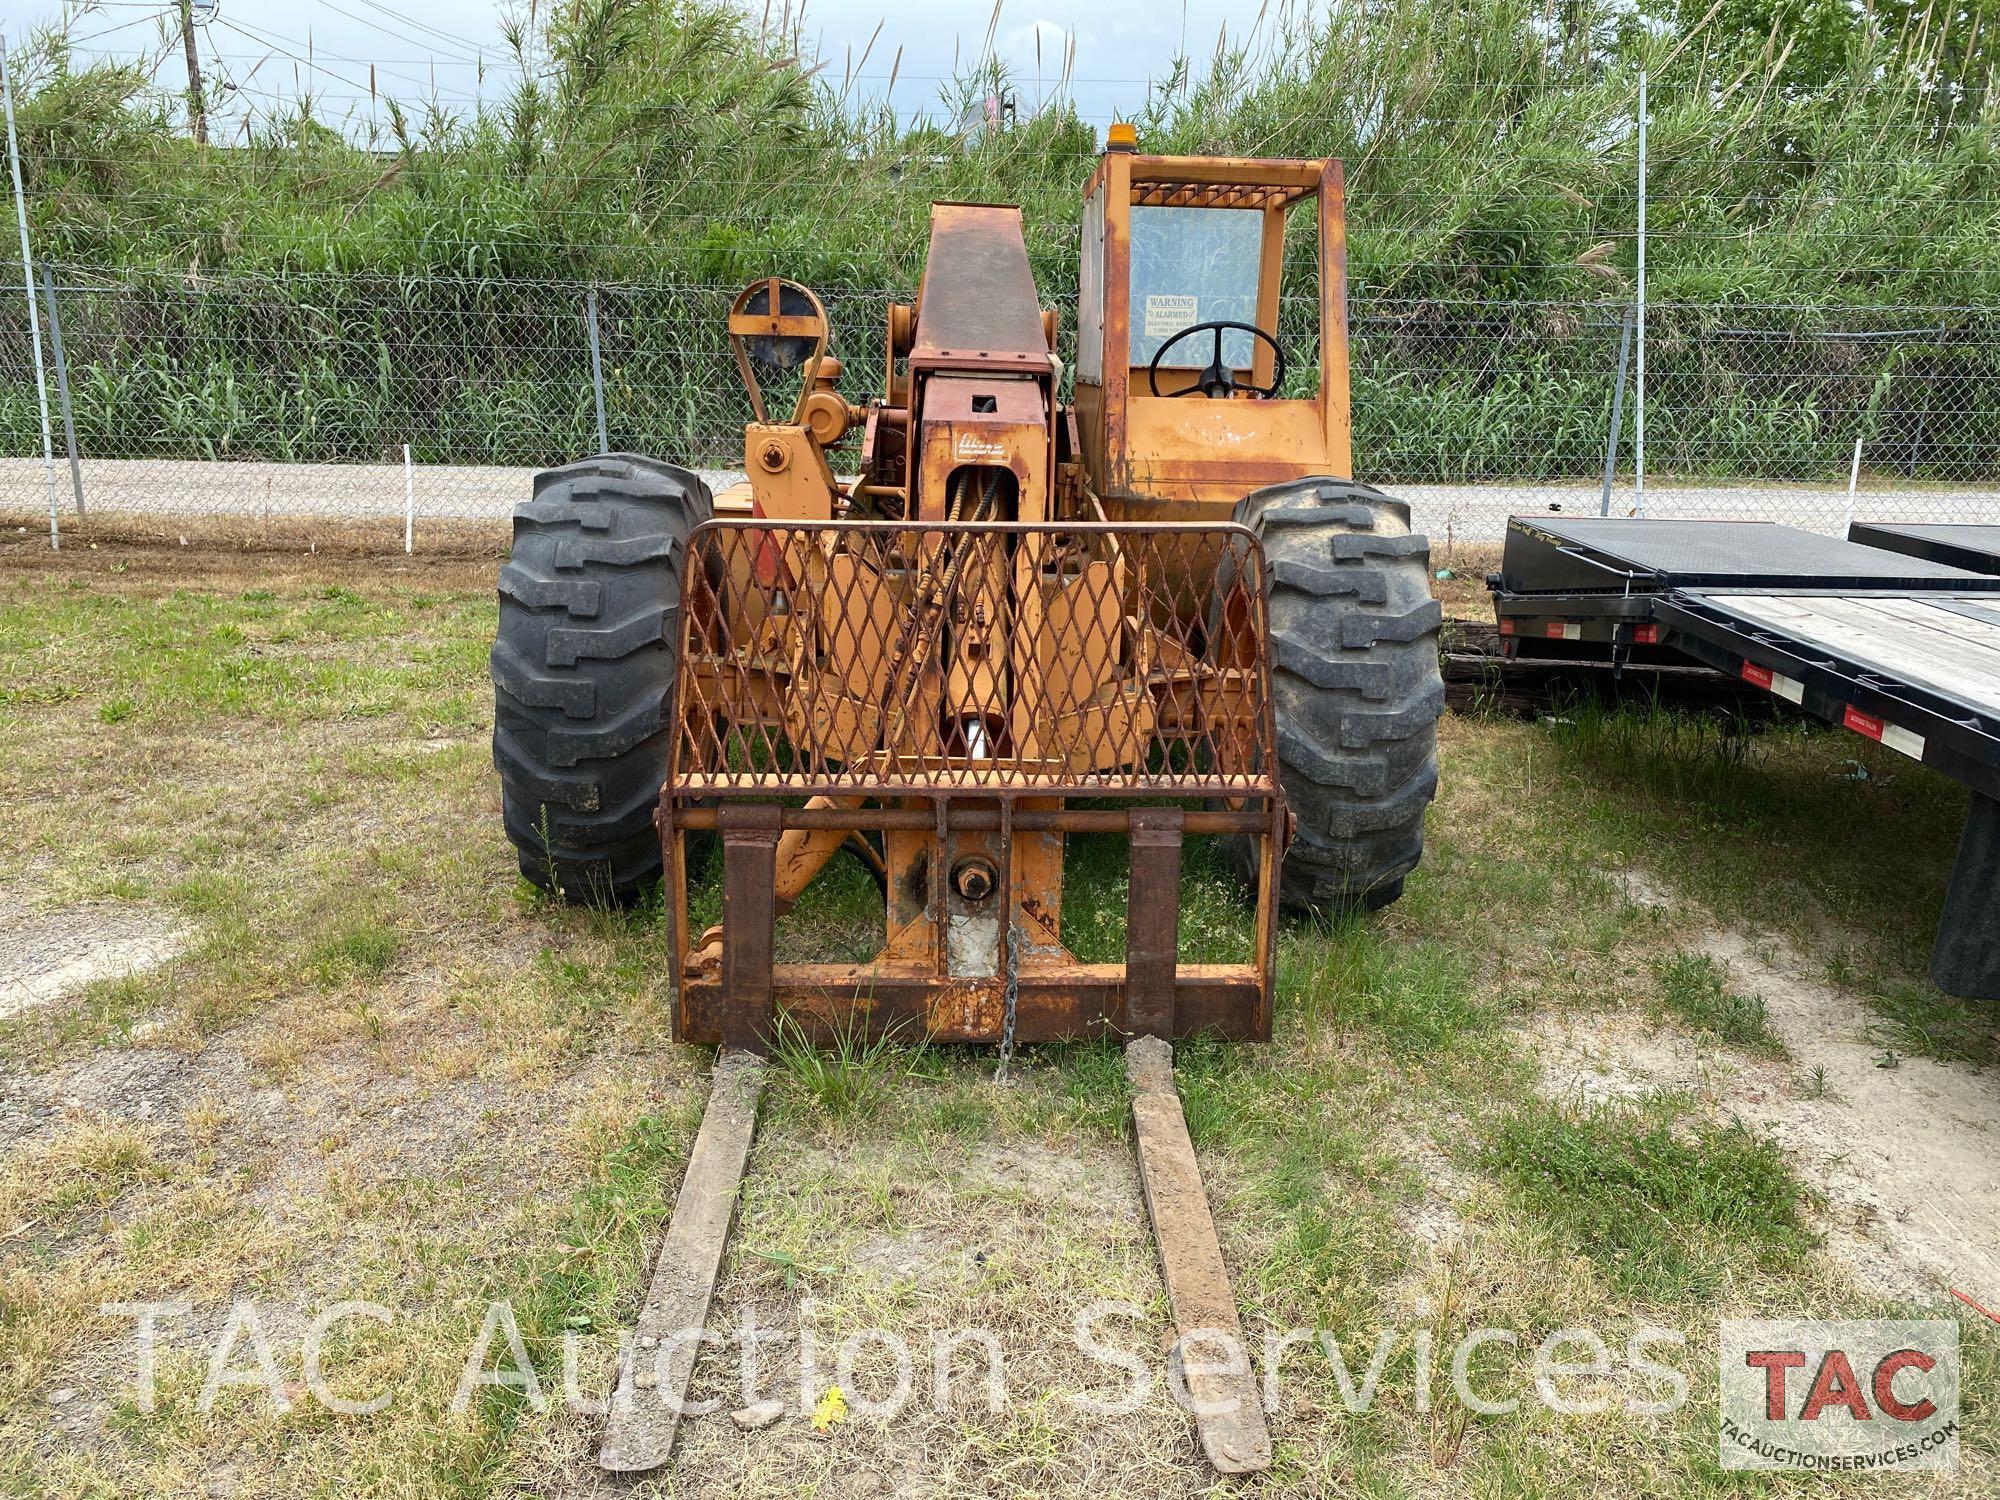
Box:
[64,7,176,48]
[305,0,488,67]
[336,0,495,56]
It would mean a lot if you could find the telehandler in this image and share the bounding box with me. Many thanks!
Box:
[489,127,1444,1475]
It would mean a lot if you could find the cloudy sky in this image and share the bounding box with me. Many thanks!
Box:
[18,0,1266,137]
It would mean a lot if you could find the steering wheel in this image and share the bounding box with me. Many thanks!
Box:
[1147,320,1286,399]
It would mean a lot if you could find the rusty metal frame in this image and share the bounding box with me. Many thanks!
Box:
[659,516,1286,1048]
[669,517,1280,797]
[1076,152,1353,506]
[664,799,1285,1048]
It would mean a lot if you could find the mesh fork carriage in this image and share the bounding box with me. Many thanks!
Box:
[658,518,1287,1048]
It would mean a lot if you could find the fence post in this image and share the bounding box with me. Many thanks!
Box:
[586,283,609,455]
[1841,436,1864,537]
[403,442,414,555]
[1634,67,1648,518]
[40,265,82,516]
[1599,304,1634,517]
[1,34,58,550]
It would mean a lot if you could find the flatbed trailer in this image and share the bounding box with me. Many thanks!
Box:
[1486,516,2000,1000]
[1489,517,1996,660]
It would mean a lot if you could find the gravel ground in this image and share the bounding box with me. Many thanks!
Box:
[0,894,185,1023]
[6,456,1999,542]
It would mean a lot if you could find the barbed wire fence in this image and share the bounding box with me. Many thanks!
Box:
[3,261,1998,550]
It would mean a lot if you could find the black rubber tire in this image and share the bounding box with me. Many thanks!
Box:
[1225,477,1444,914]
[490,454,712,902]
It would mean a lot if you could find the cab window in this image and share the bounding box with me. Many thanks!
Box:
[1126,206,1262,370]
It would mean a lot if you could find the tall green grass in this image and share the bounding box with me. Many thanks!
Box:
[3,0,1997,475]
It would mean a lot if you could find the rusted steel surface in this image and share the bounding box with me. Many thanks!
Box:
[677,964,1268,1046]
[598,1049,765,1473]
[719,807,780,1050]
[1123,809,1184,1038]
[1126,1037,1273,1475]
[1125,154,1324,191]
[663,518,1282,1047]
[672,806,1269,833]
[911,203,1053,374]
[669,519,1278,798]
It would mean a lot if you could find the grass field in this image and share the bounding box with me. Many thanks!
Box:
[0,536,1994,1498]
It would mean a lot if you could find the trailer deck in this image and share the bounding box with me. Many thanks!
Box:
[1846,520,2000,577]
[1485,516,2000,1000]
[1489,516,2000,654]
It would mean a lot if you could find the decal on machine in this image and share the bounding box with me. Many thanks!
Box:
[953,433,1011,462]
[1144,294,1199,337]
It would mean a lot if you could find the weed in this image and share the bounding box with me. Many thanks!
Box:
[1652,950,1785,1056]
[767,1011,924,1125]
[1484,1098,1815,1301]
[1863,977,2000,1069]
[308,917,400,987]
[1283,922,1493,1059]
[0,1119,159,1233]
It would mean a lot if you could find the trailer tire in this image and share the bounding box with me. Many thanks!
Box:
[491,454,711,903]
[1226,477,1443,914]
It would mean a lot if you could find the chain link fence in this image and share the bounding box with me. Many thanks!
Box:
[3,262,1998,547]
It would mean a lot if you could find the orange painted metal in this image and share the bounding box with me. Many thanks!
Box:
[1077,153,1354,511]
[659,518,1284,1047]
[670,520,1274,798]
[678,153,1339,1048]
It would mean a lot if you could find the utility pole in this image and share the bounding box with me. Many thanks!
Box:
[179,1,208,145]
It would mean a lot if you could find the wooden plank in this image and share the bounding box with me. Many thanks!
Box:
[1716,593,2000,711]
[1126,1037,1272,1475]
[1838,598,2000,696]
[1854,595,2000,661]
[598,1050,766,1473]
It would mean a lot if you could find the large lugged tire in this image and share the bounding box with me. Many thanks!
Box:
[490,454,711,902]
[1227,477,1444,914]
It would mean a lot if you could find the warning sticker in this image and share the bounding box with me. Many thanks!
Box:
[1144,294,1199,338]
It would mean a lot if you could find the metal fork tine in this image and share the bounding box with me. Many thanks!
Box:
[598,1049,766,1473]
[1126,1036,1273,1474]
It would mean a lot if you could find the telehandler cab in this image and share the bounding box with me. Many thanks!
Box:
[489,129,1444,1475]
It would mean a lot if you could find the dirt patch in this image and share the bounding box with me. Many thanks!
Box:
[1531,1009,1765,1107]
[0,510,506,575]
[0,896,186,1021]
[1396,1128,1478,1251]
[1701,930,2000,1305]
[1525,907,2000,1307]
[956,1137,1109,1206]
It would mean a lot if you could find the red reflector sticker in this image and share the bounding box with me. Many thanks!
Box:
[1742,661,1805,702]
[1842,707,1926,759]
[1498,618,1515,636]
[1546,622,1581,641]
[1634,624,1660,645]
[1843,706,1885,740]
